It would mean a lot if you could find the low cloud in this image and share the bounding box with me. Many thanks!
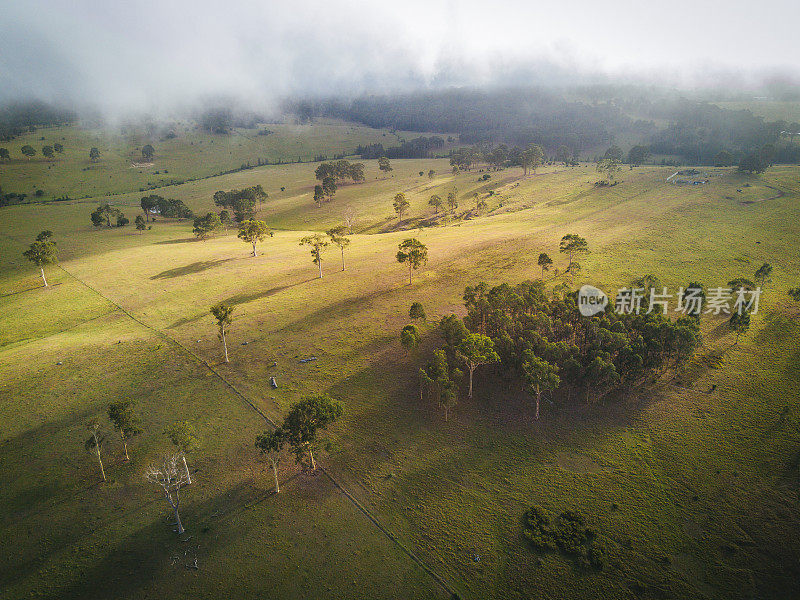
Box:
[2,0,799,115]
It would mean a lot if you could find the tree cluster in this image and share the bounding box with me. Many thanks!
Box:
[213,185,268,221]
[140,195,193,220]
[420,279,700,419]
[356,136,444,159]
[91,203,128,228]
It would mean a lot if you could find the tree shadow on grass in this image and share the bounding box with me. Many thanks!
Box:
[167,278,317,329]
[152,237,199,245]
[150,258,237,280]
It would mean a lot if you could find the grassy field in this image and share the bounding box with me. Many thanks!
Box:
[2,137,800,599]
[0,119,417,200]
[714,101,800,124]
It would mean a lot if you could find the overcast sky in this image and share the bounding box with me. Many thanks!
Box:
[2,0,799,113]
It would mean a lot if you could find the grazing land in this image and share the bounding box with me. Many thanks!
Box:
[2,124,800,600]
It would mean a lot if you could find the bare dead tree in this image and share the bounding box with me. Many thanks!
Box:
[145,454,190,535]
[342,205,357,234]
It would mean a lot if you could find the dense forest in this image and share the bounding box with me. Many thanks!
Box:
[0,101,76,141]
[307,87,800,165]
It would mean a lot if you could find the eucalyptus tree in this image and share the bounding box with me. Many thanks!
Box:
[559,234,588,283]
[164,421,198,484]
[419,349,461,421]
[327,225,351,271]
[401,324,421,352]
[409,302,426,321]
[210,303,234,363]
[23,232,58,287]
[428,194,442,213]
[300,233,329,278]
[446,191,458,212]
[238,219,272,256]
[457,333,500,398]
[396,238,428,284]
[393,193,410,220]
[255,428,287,493]
[537,253,553,279]
[522,353,560,420]
[107,400,142,461]
[282,394,343,471]
[378,156,392,175]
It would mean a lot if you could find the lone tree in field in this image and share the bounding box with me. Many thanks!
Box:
[409,302,426,321]
[53,142,63,153]
[457,333,499,399]
[145,454,190,535]
[401,324,421,352]
[210,302,234,363]
[0,148,10,161]
[107,400,142,461]
[23,231,58,287]
[238,219,272,256]
[597,146,623,182]
[141,144,155,161]
[85,419,106,482]
[378,156,392,175]
[396,238,428,285]
[255,427,286,493]
[522,352,559,421]
[789,287,800,302]
[428,169,435,179]
[419,349,461,421]
[537,252,553,279]
[729,310,751,345]
[41,145,54,159]
[326,225,351,271]
[755,263,772,287]
[446,190,458,212]
[21,145,36,159]
[282,394,343,471]
[89,147,100,162]
[559,234,589,283]
[135,215,147,232]
[428,194,442,213]
[193,212,221,240]
[393,193,410,220]
[313,184,324,208]
[164,421,198,484]
[300,233,330,278]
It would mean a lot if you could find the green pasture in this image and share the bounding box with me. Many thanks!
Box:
[1,144,800,599]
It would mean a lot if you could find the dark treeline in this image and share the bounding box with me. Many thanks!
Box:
[299,87,800,166]
[318,88,625,153]
[0,100,76,141]
[357,136,445,159]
